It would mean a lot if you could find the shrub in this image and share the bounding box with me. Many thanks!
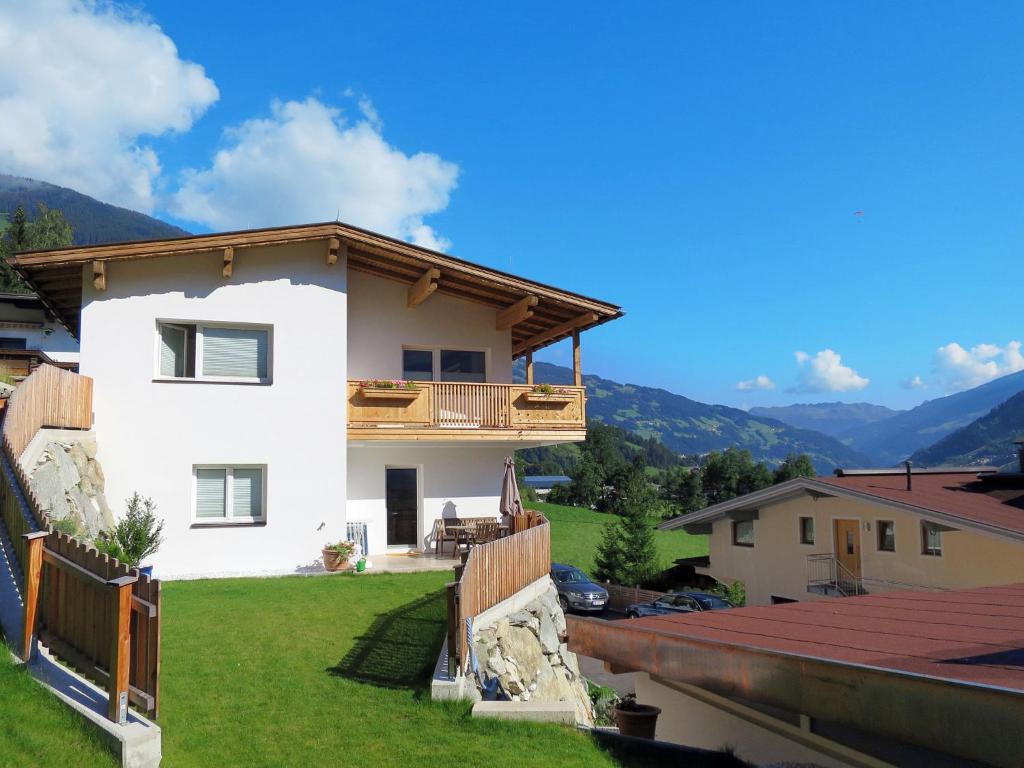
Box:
[109,493,164,568]
[714,579,747,607]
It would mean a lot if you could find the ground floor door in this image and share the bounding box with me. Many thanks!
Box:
[386,468,418,547]
[833,519,862,578]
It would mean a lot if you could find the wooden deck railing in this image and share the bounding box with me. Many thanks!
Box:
[348,380,586,433]
[446,512,550,676]
[0,364,160,722]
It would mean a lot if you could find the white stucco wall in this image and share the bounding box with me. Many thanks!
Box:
[346,268,513,383]
[78,243,348,579]
[0,299,80,362]
[347,444,510,555]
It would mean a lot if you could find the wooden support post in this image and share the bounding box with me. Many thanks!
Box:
[408,267,440,308]
[222,246,234,278]
[525,351,534,384]
[572,329,582,386]
[21,531,47,661]
[327,236,345,265]
[92,261,106,291]
[107,575,136,724]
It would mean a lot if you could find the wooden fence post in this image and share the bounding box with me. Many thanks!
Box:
[21,531,48,661]
[107,575,136,724]
[445,582,458,679]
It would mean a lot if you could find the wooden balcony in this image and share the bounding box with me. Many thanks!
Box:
[347,381,587,442]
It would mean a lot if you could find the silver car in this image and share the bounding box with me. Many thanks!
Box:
[550,563,609,613]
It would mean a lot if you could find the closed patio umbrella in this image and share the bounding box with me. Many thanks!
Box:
[500,456,525,532]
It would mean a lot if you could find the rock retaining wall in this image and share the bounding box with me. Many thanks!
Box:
[28,435,114,539]
[470,578,594,726]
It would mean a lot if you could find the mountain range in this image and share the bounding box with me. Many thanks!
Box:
[749,402,903,440]
[516,361,870,473]
[0,174,188,245]
[910,390,1024,470]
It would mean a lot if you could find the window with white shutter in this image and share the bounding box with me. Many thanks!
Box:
[156,322,271,383]
[193,466,266,524]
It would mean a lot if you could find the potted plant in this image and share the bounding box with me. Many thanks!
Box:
[94,492,165,577]
[613,693,661,739]
[322,540,356,572]
[358,379,421,400]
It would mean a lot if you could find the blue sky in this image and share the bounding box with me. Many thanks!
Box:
[4,2,1024,410]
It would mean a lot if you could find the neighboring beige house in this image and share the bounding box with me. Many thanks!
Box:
[568,583,1024,768]
[661,461,1024,606]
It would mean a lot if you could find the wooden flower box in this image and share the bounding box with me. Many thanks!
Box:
[359,386,421,401]
[521,391,576,405]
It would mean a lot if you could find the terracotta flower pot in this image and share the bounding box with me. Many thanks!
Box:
[322,548,351,572]
[614,703,661,740]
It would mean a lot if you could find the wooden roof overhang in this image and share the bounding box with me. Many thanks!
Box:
[9,221,623,347]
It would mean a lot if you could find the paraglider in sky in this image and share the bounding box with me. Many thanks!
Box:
[854,210,865,223]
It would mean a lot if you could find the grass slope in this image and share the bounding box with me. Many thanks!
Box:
[160,573,616,768]
[0,633,116,767]
[534,501,708,574]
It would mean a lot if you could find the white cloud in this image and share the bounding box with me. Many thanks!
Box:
[901,375,924,389]
[171,97,459,249]
[792,349,869,392]
[0,0,218,212]
[933,340,1024,391]
[736,375,775,391]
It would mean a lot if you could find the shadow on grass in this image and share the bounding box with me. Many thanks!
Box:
[328,588,447,693]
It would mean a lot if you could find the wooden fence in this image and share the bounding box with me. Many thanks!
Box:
[446,511,550,675]
[0,364,160,722]
[603,582,666,613]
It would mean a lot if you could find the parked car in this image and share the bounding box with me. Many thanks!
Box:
[550,563,609,613]
[626,591,733,619]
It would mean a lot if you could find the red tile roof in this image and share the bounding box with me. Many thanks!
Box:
[623,583,1024,690]
[819,472,1024,538]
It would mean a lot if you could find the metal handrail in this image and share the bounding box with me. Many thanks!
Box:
[806,553,948,596]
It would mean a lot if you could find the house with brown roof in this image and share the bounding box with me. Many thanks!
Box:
[660,452,1024,606]
[569,583,1024,767]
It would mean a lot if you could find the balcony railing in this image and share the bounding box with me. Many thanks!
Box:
[347,380,586,437]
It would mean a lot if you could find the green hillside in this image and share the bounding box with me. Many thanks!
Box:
[910,390,1024,470]
[0,174,188,246]
[516,361,870,473]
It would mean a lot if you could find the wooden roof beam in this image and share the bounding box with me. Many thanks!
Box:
[327,236,346,266]
[513,312,598,356]
[496,295,538,331]
[92,262,106,292]
[408,267,440,308]
[222,246,234,278]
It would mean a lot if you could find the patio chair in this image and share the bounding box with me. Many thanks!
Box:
[472,521,500,544]
[432,518,459,556]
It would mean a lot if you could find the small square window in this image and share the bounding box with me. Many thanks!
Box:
[878,521,896,552]
[193,466,266,524]
[732,519,755,547]
[799,517,815,545]
[922,523,942,556]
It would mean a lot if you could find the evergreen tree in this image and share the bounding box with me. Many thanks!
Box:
[773,453,816,483]
[662,465,705,515]
[592,520,626,583]
[568,452,605,508]
[0,204,73,293]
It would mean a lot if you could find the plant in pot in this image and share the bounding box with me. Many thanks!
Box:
[322,540,356,572]
[613,693,662,739]
[95,492,165,577]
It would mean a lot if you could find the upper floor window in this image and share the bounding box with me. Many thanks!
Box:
[401,347,487,383]
[0,337,27,349]
[158,321,271,383]
[878,520,896,552]
[921,523,943,556]
[799,516,815,545]
[732,519,755,547]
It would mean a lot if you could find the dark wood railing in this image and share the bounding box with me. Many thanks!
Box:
[0,364,161,722]
[446,512,550,676]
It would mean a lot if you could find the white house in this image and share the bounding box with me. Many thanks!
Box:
[12,222,622,578]
[0,292,80,363]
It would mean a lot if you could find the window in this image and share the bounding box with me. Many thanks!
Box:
[440,349,486,383]
[732,519,755,547]
[922,523,942,556]
[0,337,27,350]
[402,349,434,381]
[157,322,269,382]
[878,520,896,552]
[799,516,815,545]
[193,466,265,524]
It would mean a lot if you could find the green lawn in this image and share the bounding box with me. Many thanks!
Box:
[160,572,618,768]
[0,633,116,768]
[532,501,708,574]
